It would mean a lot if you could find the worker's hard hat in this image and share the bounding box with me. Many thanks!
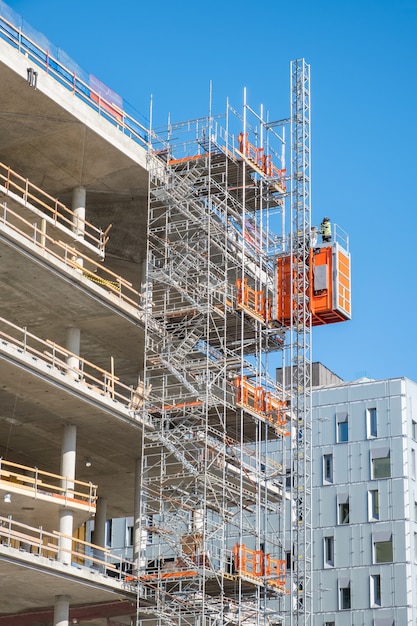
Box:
[323,217,330,221]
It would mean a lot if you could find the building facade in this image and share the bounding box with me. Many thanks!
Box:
[312,368,417,625]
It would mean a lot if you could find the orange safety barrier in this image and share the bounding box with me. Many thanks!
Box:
[139,570,198,581]
[265,393,287,428]
[234,376,287,429]
[264,554,286,588]
[232,544,286,589]
[236,278,269,322]
[238,133,264,169]
[264,157,287,190]
[237,133,286,189]
[234,376,265,413]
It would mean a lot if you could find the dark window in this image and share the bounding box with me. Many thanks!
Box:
[374,539,393,563]
[323,454,333,483]
[324,536,334,566]
[368,407,377,437]
[338,501,349,524]
[338,421,348,442]
[372,456,390,479]
[371,574,381,606]
[339,584,351,610]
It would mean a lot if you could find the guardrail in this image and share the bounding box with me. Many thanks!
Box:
[0,12,149,148]
[0,202,141,309]
[0,458,97,507]
[0,161,110,254]
[0,316,148,411]
[0,515,135,581]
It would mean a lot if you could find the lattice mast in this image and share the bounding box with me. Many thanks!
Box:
[290,58,312,626]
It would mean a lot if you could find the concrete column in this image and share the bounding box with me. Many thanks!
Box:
[72,186,85,269]
[53,594,70,626]
[66,327,80,379]
[72,186,86,238]
[94,497,107,547]
[59,424,76,565]
[133,456,142,576]
[93,496,107,572]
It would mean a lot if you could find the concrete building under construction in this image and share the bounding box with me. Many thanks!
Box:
[0,2,351,625]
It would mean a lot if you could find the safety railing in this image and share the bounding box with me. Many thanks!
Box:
[0,515,135,581]
[234,376,287,431]
[0,13,148,148]
[232,543,285,590]
[0,161,110,254]
[236,277,270,323]
[0,202,140,309]
[237,133,286,190]
[0,458,97,507]
[0,316,149,411]
[333,223,349,251]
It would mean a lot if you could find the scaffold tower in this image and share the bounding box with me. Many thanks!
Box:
[137,58,342,626]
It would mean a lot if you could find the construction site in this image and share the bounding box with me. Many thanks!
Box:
[0,2,351,626]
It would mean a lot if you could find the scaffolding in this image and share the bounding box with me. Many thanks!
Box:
[138,60,311,626]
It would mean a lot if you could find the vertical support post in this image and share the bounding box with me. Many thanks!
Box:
[40,218,46,248]
[66,327,80,380]
[133,456,142,576]
[59,424,76,565]
[72,186,86,268]
[53,595,70,626]
[93,496,107,572]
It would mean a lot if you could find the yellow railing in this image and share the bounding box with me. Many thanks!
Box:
[0,316,148,411]
[0,515,135,580]
[0,202,141,309]
[0,161,110,254]
[0,459,97,507]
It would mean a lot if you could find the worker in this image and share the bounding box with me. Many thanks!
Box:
[320,217,332,243]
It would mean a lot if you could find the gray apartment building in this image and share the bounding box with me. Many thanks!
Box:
[311,365,416,626]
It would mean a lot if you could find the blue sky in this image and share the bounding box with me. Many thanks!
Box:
[6,0,417,383]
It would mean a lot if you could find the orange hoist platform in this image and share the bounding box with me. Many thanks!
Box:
[275,240,351,327]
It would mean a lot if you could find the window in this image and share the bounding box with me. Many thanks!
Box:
[337,412,348,442]
[369,489,380,520]
[105,519,112,548]
[323,454,333,484]
[370,574,381,606]
[324,536,334,567]
[127,524,134,547]
[414,532,417,562]
[412,420,417,440]
[367,407,377,437]
[373,532,393,563]
[337,493,350,524]
[414,501,417,522]
[412,449,416,480]
[371,448,391,479]
[325,623,335,626]
[339,579,351,610]
[285,550,293,570]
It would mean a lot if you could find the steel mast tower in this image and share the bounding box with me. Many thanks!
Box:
[289,58,312,626]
